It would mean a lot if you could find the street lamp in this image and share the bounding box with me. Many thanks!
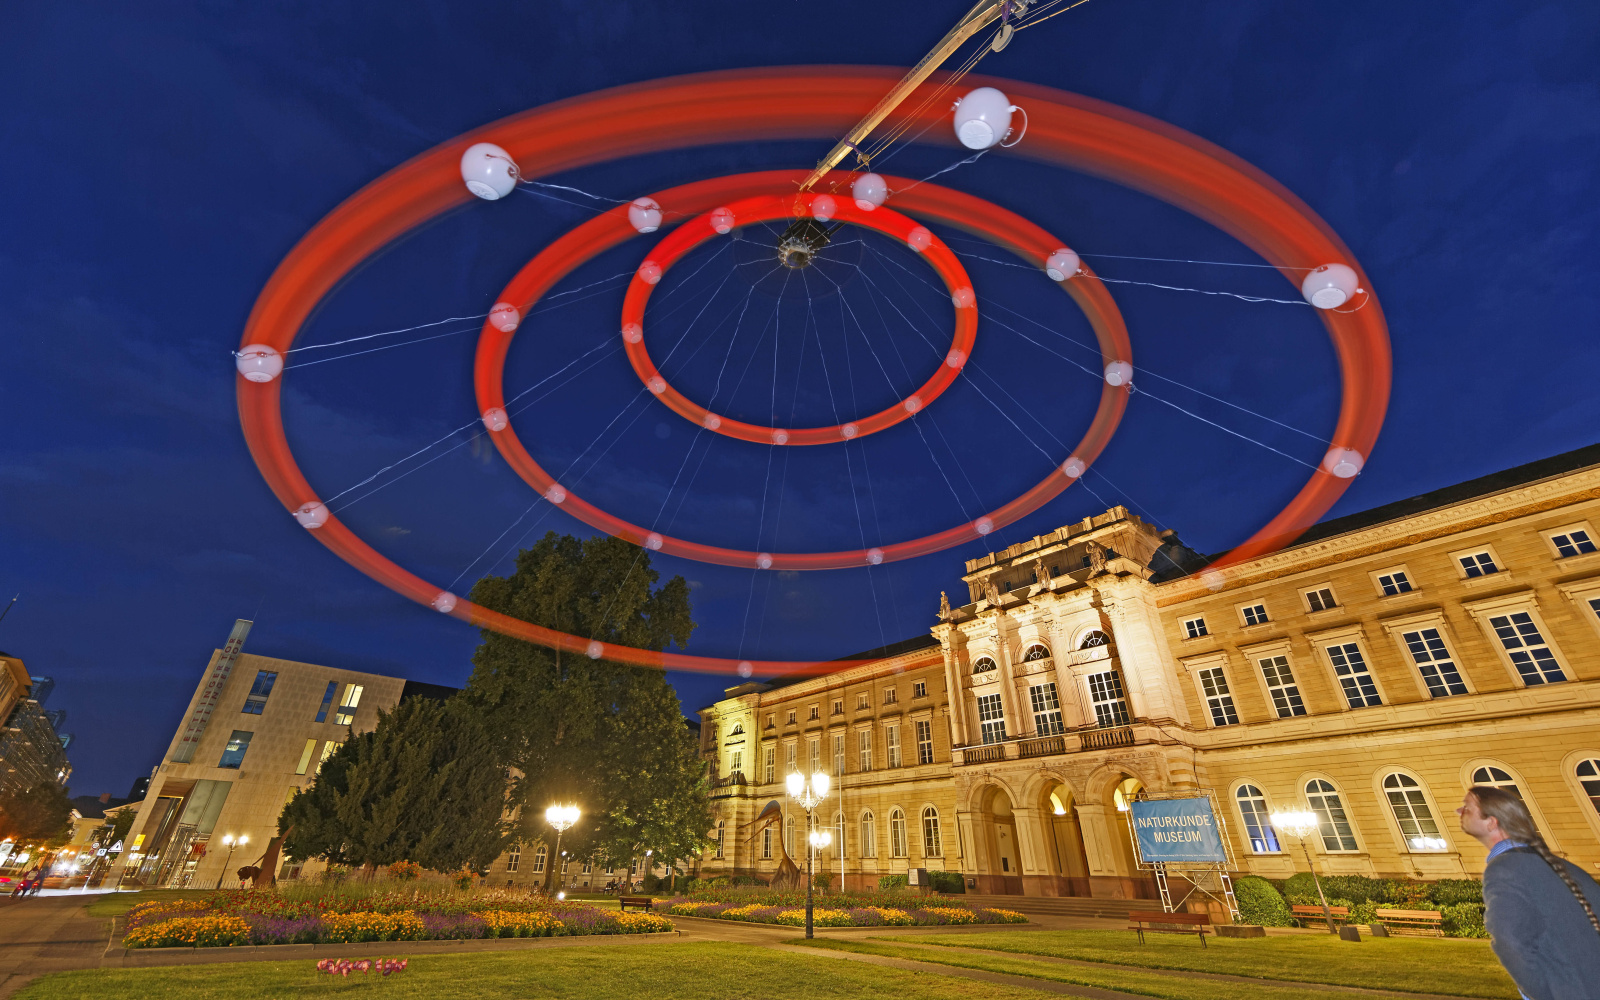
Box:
[1270,810,1336,934]
[218,834,248,889]
[544,804,580,894]
[786,770,830,939]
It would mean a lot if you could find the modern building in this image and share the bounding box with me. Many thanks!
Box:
[689,443,1600,898]
[0,660,71,799]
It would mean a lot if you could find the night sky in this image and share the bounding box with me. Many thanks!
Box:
[2,2,1596,797]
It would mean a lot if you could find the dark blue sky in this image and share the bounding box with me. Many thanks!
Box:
[2,2,1596,796]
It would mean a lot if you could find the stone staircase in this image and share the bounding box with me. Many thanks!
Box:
[961,893,1147,920]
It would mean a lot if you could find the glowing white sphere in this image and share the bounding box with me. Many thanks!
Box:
[702,413,721,430]
[866,547,884,565]
[737,660,754,678]
[481,407,508,432]
[1301,263,1360,309]
[811,194,837,222]
[1322,447,1365,478]
[545,484,567,504]
[432,592,458,614]
[772,429,790,445]
[945,349,966,368]
[852,172,887,210]
[622,323,643,343]
[1062,456,1086,478]
[645,532,664,550]
[647,376,666,394]
[460,142,519,201]
[710,207,735,234]
[951,286,975,308]
[903,395,923,414]
[841,422,859,439]
[1045,249,1080,282]
[975,516,994,535]
[1200,569,1226,592]
[236,345,283,383]
[628,197,662,233]
[489,303,520,332]
[638,260,662,285]
[953,87,1014,150]
[293,501,329,529]
[756,553,773,569]
[1104,361,1134,386]
[586,641,604,660]
[907,226,933,253]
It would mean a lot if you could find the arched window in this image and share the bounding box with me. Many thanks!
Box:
[1022,644,1051,661]
[730,724,744,736]
[715,821,725,859]
[1305,779,1359,851]
[860,811,877,858]
[532,844,548,873]
[1234,785,1280,853]
[1471,765,1523,799]
[1383,773,1446,851]
[973,656,998,674]
[922,807,943,857]
[1576,758,1600,814]
[889,809,908,858]
[1079,630,1110,649]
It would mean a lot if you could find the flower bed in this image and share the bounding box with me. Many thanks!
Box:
[664,892,1026,928]
[121,886,670,949]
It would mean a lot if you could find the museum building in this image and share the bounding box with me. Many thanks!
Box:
[684,443,1600,898]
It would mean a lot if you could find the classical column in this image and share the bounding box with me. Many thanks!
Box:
[938,638,970,747]
[1098,582,1190,725]
[990,617,1026,739]
[1074,803,1125,886]
[1010,805,1053,895]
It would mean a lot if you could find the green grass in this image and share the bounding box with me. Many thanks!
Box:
[14,943,1048,1000]
[885,929,1518,999]
[84,889,211,919]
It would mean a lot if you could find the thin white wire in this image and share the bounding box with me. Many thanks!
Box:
[1094,274,1308,306]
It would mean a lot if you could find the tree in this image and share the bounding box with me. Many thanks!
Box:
[0,782,74,842]
[463,532,711,888]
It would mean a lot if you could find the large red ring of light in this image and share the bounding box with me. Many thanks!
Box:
[619,193,978,446]
[238,67,1391,676]
[475,172,1128,572]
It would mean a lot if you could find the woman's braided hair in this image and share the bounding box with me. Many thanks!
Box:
[1469,785,1600,938]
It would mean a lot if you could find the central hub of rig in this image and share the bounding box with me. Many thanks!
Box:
[776,218,834,269]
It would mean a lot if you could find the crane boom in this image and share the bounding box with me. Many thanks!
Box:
[798,0,1006,192]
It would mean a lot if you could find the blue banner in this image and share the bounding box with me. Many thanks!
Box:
[1128,797,1227,864]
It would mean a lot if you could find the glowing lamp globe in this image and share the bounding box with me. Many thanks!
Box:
[236,345,283,383]
[852,172,887,210]
[460,142,519,201]
[628,197,662,233]
[709,207,735,234]
[1045,249,1080,281]
[1104,361,1134,387]
[1322,447,1364,479]
[637,260,662,285]
[481,407,508,432]
[811,771,830,798]
[431,592,457,614]
[1062,457,1086,478]
[488,303,520,332]
[906,226,933,253]
[811,194,837,221]
[953,87,1014,149]
[1301,263,1360,309]
[1270,810,1320,840]
[294,501,329,529]
[786,772,806,797]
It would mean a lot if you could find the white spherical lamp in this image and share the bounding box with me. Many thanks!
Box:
[1045,249,1080,282]
[906,226,933,253]
[460,142,519,201]
[709,207,735,234]
[481,407,508,432]
[488,303,520,333]
[236,345,283,383]
[811,194,837,222]
[431,592,457,614]
[1104,361,1134,387]
[953,87,1014,150]
[1300,263,1360,309]
[628,197,662,233]
[293,501,329,529]
[1322,447,1364,478]
[852,172,887,210]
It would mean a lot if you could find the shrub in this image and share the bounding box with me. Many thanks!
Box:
[386,860,421,882]
[928,870,965,894]
[451,868,476,890]
[1428,879,1484,906]
[1232,876,1292,927]
[729,875,766,887]
[320,864,350,886]
[878,874,908,890]
[1440,902,1487,938]
[1348,900,1379,925]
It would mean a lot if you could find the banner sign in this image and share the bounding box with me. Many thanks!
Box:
[1128,797,1227,864]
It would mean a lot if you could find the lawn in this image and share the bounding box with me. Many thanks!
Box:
[14,943,1048,1000]
[883,929,1519,999]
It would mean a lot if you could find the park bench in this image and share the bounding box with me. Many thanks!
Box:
[1291,904,1350,927]
[1374,908,1442,935]
[618,896,656,912]
[1128,910,1211,947]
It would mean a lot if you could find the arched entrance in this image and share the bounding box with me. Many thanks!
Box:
[1039,780,1093,896]
[974,783,1025,895]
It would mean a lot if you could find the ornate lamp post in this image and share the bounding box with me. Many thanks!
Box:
[786,770,830,939]
[544,804,579,894]
[1270,810,1336,933]
[217,834,247,889]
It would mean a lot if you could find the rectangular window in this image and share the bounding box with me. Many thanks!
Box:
[916,719,934,765]
[856,693,869,710]
[1552,529,1597,558]
[295,738,317,775]
[334,684,363,726]
[1326,642,1382,707]
[833,733,845,775]
[976,693,1007,744]
[786,710,796,725]
[1377,571,1413,596]
[785,743,797,772]
[1459,551,1498,577]
[1400,628,1468,697]
[1488,612,1567,685]
[1087,671,1131,727]
[315,681,337,723]
[218,730,253,769]
[1589,597,1600,626]
[832,699,843,715]
[1258,656,1307,718]
[1182,617,1208,639]
[886,725,901,767]
[913,681,928,699]
[882,688,898,704]
[1235,786,1281,853]
[766,714,775,729]
[808,705,819,721]
[762,828,772,859]
[1305,588,1337,612]
[317,740,340,773]
[763,746,776,784]
[506,847,520,872]
[1028,682,1065,736]
[1198,667,1240,726]
[1241,604,1269,626]
[808,738,820,774]
[241,671,278,715]
[857,730,873,771]
[731,749,744,773]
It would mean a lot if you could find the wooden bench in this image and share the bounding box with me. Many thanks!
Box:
[1128,910,1211,947]
[1291,904,1350,927]
[1374,908,1442,935]
[618,896,655,912]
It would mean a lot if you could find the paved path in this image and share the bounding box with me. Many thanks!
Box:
[0,895,116,998]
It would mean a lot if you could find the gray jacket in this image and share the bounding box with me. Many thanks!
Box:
[1484,848,1600,1000]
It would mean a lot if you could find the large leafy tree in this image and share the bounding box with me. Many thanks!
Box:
[463,532,711,887]
[0,782,73,842]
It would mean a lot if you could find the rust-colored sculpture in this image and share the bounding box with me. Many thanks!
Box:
[741,800,803,891]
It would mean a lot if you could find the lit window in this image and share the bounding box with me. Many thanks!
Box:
[1551,530,1597,558]
[1022,644,1051,661]
[1305,588,1337,612]
[785,743,797,772]
[507,846,521,873]
[808,705,819,720]
[764,747,776,784]
[730,750,743,773]
[1235,785,1280,853]
[882,688,898,704]
[295,738,317,775]
[316,740,340,773]
[832,700,843,715]
[915,720,934,765]
[1459,552,1498,577]
[241,671,277,715]
[1087,671,1130,727]
[834,812,846,861]
[972,656,997,674]
[922,807,943,857]
[832,734,845,775]
[857,730,873,771]
[784,816,794,857]
[532,845,545,873]
[1305,779,1359,851]
[889,809,907,858]
[1488,612,1566,685]
[1384,773,1446,851]
[314,681,337,723]
[976,694,1007,744]
[1241,604,1269,626]
[808,738,820,773]
[859,812,877,858]
[1325,642,1382,707]
[1182,617,1208,639]
[786,710,796,725]
[218,730,254,769]
[1471,766,1522,799]
[856,693,869,709]
[913,681,928,698]
[1079,630,1110,649]
[334,684,363,726]
[761,827,772,859]
[714,822,725,859]
[766,714,775,729]
[1198,667,1239,726]
[1377,571,1413,596]
[1576,759,1600,815]
[885,726,901,768]
[1029,682,1064,736]
[1400,628,1468,697]
[1258,656,1306,718]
